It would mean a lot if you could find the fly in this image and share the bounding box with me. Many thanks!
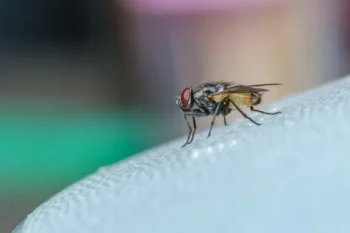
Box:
[175,81,281,147]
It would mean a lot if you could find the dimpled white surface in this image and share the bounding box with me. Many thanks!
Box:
[13,76,350,233]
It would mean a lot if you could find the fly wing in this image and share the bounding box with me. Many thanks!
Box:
[208,84,265,103]
[208,83,281,105]
[249,83,282,87]
[215,84,270,95]
[222,83,282,93]
[208,83,281,102]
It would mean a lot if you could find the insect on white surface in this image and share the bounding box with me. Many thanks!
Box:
[175,81,282,147]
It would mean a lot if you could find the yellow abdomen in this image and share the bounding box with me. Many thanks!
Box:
[208,93,252,107]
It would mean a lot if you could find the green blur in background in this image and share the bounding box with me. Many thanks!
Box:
[0,101,158,196]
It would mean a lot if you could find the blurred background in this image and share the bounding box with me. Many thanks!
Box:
[1,0,350,231]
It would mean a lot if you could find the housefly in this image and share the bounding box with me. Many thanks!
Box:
[175,81,281,147]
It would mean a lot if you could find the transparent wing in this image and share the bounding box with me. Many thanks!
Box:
[214,83,281,94]
[212,85,262,95]
[249,83,282,87]
[208,83,281,103]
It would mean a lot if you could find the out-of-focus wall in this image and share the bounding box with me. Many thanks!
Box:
[0,1,160,232]
[124,0,346,129]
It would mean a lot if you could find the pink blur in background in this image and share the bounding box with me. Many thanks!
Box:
[124,0,284,14]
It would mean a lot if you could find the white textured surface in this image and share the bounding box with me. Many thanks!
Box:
[13,75,350,233]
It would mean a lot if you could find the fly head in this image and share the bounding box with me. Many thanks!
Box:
[176,87,194,111]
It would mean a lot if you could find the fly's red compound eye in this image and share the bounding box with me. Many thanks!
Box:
[181,88,191,108]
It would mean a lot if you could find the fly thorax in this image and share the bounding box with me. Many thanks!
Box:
[193,87,216,111]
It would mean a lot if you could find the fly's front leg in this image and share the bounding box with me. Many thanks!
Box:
[181,115,192,148]
[188,117,197,144]
[207,103,222,138]
[250,106,281,115]
[181,111,207,148]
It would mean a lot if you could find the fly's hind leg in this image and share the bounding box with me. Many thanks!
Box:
[250,106,281,115]
[229,100,261,126]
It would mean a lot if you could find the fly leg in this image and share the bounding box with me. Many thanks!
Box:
[229,100,261,126]
[188,117,197,144]
[181,115,192,148]
[181,111,207,147]
[223,102,229,126]
[250,106,281,115]
[223,115,227,126]
[207,103,222,138]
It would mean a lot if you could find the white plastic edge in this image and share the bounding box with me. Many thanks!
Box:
[13,75,350,233]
